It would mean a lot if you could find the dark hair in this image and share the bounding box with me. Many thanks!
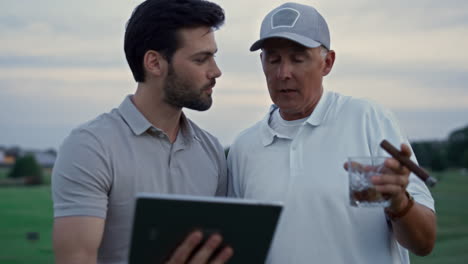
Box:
[124,0,225,82]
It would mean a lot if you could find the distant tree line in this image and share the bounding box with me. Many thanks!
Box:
[8,154,43,185]
[412,125,468,171]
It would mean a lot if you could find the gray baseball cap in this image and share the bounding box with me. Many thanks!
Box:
[250,2,330,51]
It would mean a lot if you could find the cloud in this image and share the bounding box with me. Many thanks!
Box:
[394,108,468,141]
[1,0,467,149]
[0,67,132,82]
[0,21,123,57]
[334,26,468,70]
[0,55,124,68]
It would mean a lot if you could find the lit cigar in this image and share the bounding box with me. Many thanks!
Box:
[380,140,437,187]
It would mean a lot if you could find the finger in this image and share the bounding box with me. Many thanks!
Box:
[384,158,410,175]
[167,231,203,264]
[364,164,382,173]
[189,234,223,264]
[374,184,405,196]
[344,161,364,171]
[379,160,394,174]
[210,246,234,264]
[400,143,412,158]
[372,174,409,187]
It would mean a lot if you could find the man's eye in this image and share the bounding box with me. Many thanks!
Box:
[268,58,280,64]
[194,57,208,63]
[292,57,305,63]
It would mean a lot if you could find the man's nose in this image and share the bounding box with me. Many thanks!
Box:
[208,60,222,79]
[277,61,292,80]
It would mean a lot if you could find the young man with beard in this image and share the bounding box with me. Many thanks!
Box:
[52,1,233,263]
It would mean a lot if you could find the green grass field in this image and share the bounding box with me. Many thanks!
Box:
[410,170,468,264]
[0,169,467,263]
[0,186,53,263]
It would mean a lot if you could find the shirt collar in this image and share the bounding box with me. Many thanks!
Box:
[260,106,279,146]
[305,90,331,126]
[179,113,196,146]
[118,95,196,145]
[259,90,331,147]
[118,95,152,136]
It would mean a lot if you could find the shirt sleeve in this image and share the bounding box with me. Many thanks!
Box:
[213,139,228,197]
[227,142,243,198]
[52,128,112,219]
[366,103,435,212]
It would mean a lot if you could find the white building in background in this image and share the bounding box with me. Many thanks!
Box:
[32,151,56,168]
[0,146,57,169]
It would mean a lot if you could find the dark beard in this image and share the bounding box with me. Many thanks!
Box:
[163,66,214,111]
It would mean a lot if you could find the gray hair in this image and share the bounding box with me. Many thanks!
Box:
[320,46,329,59]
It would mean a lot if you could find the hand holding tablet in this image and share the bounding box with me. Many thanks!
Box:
[165,231,233,264]
[128,193,283,264]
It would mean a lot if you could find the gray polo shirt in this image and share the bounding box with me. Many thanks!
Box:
[52,95,227,264]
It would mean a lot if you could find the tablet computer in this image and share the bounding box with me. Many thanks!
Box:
[128,193,283,264]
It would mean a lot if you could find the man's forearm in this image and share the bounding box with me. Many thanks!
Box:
[390,201,436,256]
[55,252,97,264]
[53,216,104,264]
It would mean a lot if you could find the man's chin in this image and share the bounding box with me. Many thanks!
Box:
[184,100,212,111]
[186,106,211,112]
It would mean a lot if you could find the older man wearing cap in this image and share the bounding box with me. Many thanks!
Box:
[227,2,436,263]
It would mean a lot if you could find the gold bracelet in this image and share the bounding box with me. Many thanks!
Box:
[385,191,414,221]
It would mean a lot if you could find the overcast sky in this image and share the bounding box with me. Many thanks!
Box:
[1,0,467,150]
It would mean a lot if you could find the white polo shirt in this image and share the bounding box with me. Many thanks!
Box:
[227,90,434,264]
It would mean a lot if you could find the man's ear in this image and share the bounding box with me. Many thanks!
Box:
[143,50,168,77]
[260,51,267,63]
[322,50,336,76]
[260,51,267,72]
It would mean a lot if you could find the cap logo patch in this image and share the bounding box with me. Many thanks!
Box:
[271,8,300,29]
